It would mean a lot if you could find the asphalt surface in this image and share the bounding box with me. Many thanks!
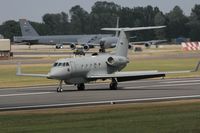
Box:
[0,77,200,111]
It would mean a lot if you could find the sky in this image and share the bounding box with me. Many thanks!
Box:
[0,0,200,24]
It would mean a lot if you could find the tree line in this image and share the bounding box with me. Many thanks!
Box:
[0,1,200,42]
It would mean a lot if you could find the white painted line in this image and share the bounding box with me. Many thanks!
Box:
[162,80,200,84]
[0,78,200,91]
[1,94,200,111]
[125,82,200,89]
[0,92,54,97]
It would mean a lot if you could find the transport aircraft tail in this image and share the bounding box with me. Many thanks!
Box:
[19,19,39,36]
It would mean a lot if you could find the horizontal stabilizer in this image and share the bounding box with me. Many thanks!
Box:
[101,26,166,32]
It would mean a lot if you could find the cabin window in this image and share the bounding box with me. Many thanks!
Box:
[53,63,58,67]
[66,62,69,66]
[58,63,62,67]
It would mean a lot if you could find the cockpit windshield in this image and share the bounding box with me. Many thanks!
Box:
[53,62,69,67]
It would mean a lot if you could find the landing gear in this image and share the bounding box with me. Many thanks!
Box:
[77,83,85,91]
[99,48,105,53]
[57,80,63,92]
[110,78,118,90]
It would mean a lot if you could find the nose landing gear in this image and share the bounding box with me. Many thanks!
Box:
[57,80,63,92]
[77,83,85,91]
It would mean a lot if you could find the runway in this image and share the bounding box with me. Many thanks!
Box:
[0,77,200,111]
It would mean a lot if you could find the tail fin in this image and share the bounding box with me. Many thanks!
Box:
[19,19,39,36]
[115,30,129,57]
[102,26,166,57]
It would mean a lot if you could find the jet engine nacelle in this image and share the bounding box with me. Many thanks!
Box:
[144,42,152,48]
[106,56,129,67]
[128,44,133,50]
[83,44,89,51]
[70,43,76,50]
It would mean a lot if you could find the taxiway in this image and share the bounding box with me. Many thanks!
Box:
[0,77,200,111]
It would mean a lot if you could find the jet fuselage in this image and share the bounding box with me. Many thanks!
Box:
[48,54,129,84]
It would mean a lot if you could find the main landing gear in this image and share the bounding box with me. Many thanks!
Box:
[56,80,117,92]
[57,80,63,92]
[56,81,85,92]
[77,83,85,91]
[99,48,105,53]
[110,78,118,90]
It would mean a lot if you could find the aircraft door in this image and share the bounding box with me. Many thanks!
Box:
[69,61,75,73]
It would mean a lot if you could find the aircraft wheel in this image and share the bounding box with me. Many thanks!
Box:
[77,83,85,91]
[99,48,105,53]
[57,87,63,92]
[110,82,117,90]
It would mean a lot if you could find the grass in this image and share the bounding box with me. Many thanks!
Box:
[0,58,200,88]
[0,64,56,88]
[0,100,200,133]
[124,58,200,78]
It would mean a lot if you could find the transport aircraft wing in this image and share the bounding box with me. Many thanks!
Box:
[101,26,166,32]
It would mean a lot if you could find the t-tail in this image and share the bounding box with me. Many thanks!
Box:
[19,19,39,36]
[102,25,166,57]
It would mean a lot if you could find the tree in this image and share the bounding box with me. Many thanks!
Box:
[43,12,69,35]
[165,6,189,39]
[90,1,121,33]
[187,4,200,41]
[69,5,90,34]
[0,20,20,40]
[154,12,166,39]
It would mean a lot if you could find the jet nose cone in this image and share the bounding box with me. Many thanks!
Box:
[48,67,70,80]
[48,71,59,79]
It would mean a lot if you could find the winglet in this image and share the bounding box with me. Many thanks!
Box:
[191,61,200,72]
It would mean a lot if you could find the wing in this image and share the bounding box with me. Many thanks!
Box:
[133,40,167,45]
[87,61,200,82]
[87,71,166,82]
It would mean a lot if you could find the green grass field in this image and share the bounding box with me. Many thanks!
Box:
[0,100,200,133]
[0,58,199,88]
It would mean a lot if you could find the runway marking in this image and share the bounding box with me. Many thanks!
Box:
[162,79,200,84]
[0,92,54,97]
[0,78,200,91]
[1,94,200,111]
[125,82,200,89]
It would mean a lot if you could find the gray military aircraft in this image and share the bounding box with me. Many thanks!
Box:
[16,27,200,92]
[13,19,111,49]
[98,18,166,52]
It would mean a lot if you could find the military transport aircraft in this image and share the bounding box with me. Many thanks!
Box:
[16,26,200,92]
[98,18,166,52]
[13,19,111,49]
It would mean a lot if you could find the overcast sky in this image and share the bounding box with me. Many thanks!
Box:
[0,0,200,24]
